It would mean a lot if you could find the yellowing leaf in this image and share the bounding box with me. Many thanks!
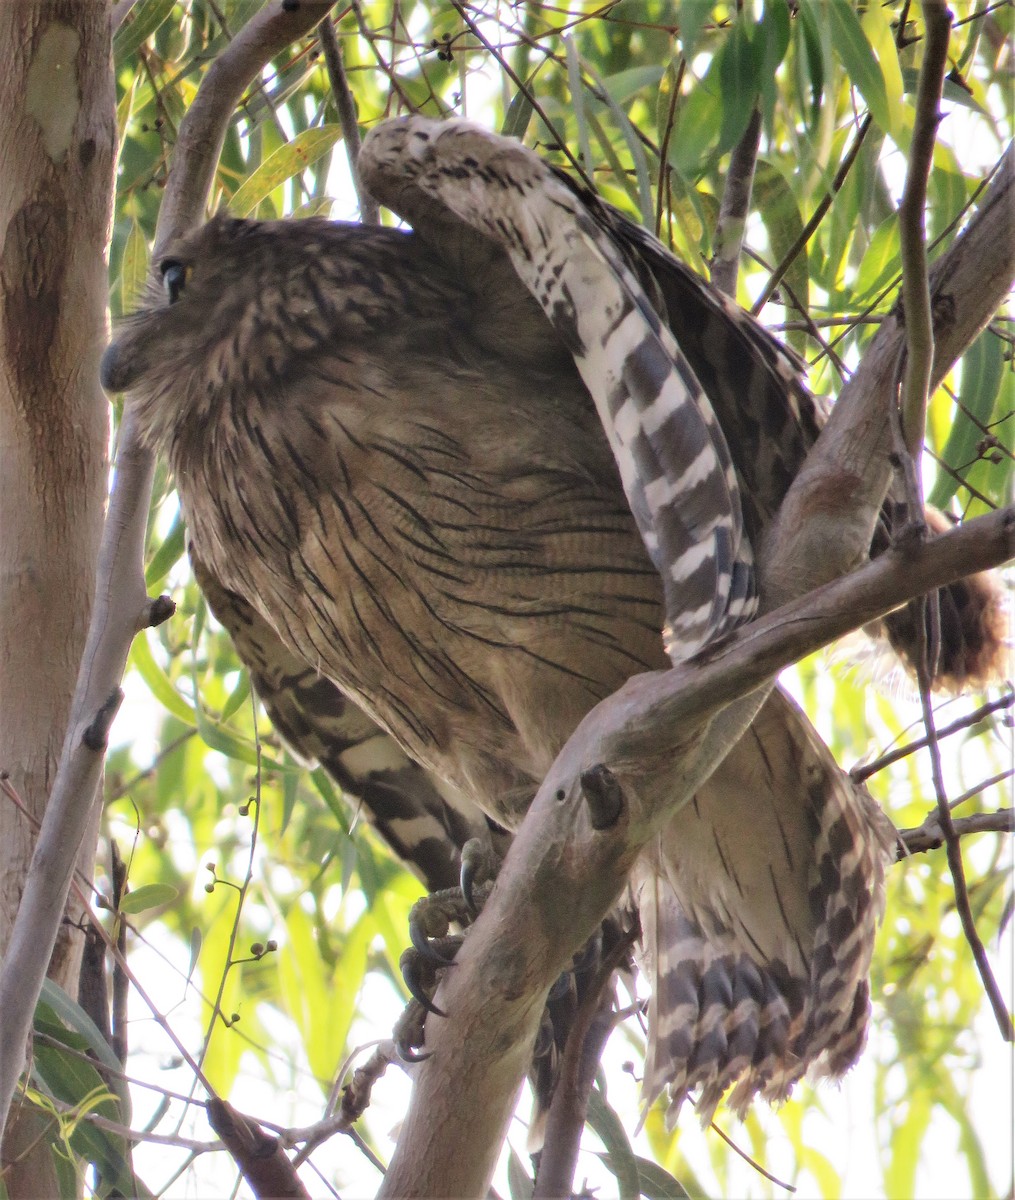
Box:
[229,126,343,218]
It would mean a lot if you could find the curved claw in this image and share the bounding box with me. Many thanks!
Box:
[399,948,447,1017]
[408,895,458,964]
[409,917,457,965]
[460,838,488,915]
[396,1041,433,1064]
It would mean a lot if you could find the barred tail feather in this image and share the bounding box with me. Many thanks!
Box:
[634,690,894,1127]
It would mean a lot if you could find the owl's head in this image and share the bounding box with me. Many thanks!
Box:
[104,214,432,455]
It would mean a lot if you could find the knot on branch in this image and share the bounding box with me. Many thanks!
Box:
[82,689,124,752]
[580,764,624,830]
[144,594,176,629]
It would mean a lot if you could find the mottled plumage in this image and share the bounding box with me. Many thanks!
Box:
[101,118,996,1124]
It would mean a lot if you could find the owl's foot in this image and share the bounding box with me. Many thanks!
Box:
[394,838,500,1060]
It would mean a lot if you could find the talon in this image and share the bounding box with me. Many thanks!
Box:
[397,1041,433,1064]
[460,837,489,914]
[409,919,456,965]
[460,837,500,916]
[399,948,447,1017]
[408,894,456,963]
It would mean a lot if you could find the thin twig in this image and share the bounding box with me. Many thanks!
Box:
[317,15,379,225]
[708,1120,796,1192]
[898,1,952,456]
[915,657,1013,1038]
[451,2,593,186]
[852,692,1014,781]
[752,115,872,315]
[711,105,761,297]
[898,805,1013,857]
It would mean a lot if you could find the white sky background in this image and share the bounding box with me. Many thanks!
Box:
[104,19,1013,1200]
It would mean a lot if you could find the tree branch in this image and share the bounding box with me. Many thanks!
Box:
[206,1098,310,1200]
[711,105,761,298]
[317,14,379,225]
[898,1,951,457]
[0,0,335,1141]
[760,143,1015,610]
[852,692,1014,782]
[897,808,1013,856]
[379,503,1013,1199]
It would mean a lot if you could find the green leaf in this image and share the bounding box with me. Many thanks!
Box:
[37,981,128,1117]
[118,882,179,914]
[220,669,252,722]
[901,67,989,114]
[502,89,536,141]
[310,765,351,836]
[192,700,290,770]
[229,126,344,218]
[797,2,827,128]
[599,66,667,109]
[676,0,715,61]
[130,632,196,724]
[144,512,186,587]
[826,0,892,133]
[633,1154,692,1199]
[861,3,904,136]
[119,217,149,316]
[31,995,144,1199]
[753,161,808,322]
[668,66,723,176]
[717,16,761,158]
[588,63,654,225]
[114,0,176,64]
[587,1086,640,1199]
[565,37,594,180]
[927,330,1006,509]
[851,212,900,301]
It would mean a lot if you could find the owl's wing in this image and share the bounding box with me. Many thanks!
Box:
[359,118,1003,686]
[191,550,496,894]
[360,115,756,663]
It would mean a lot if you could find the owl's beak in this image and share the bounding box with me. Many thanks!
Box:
[99,340,133,392]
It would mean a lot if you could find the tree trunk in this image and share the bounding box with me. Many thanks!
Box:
[0,1,115,1190]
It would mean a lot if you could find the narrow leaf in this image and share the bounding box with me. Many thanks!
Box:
[826,0,892,133]
[229,126,343,218]
[587,1087,640,1199]
[119,218,149,316]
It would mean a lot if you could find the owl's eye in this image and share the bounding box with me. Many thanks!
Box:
[160,259,189,304]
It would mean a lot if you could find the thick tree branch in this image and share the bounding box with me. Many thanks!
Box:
[0,0,334,1140]
[379,505,1013,1199]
